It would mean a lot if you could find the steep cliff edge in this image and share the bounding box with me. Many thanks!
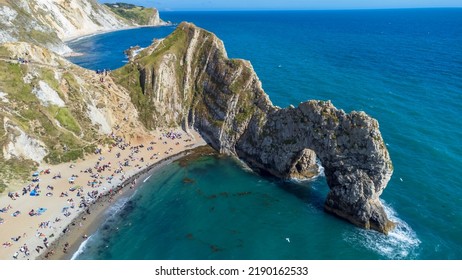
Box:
[113,22,395,234]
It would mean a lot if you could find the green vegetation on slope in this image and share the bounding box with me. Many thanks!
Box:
[0,112,36,194]
[112,25,189,129]
[111,63,152,127]
[0,157,36,193]
[0,57,103,189]
[1,1,62,48]
[105,3,157,25]
[0,63,34,104]
[52,107,82,135]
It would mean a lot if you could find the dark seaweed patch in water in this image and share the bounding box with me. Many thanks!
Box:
[259,193,280,207]
[118,201,136,219]
[219,192,229,197]
[209,207,215,212]
[102,237,111,244]
[236,239,244,248]
[186,233,194,240]
[177,146,217,167]
[210,244,223,253]
[234,191,252,197]
[207,194,217,199]
[183,177,195,184]
[260,200,272,208]
[97,248,105,256]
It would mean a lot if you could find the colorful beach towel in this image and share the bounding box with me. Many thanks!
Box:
[36,208,47,215]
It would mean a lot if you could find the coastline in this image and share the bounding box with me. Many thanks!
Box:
[62,23,174,57]
[39,145,212,260]
[0,128,207,260]
[0,20,180,261]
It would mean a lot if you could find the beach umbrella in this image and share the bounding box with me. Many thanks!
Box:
[32,172,39,177]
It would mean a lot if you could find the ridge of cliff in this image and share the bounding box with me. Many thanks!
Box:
[112,22,395,234]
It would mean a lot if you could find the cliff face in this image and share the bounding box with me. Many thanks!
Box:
[0,0,166,55]
[0,42,146,192]
[0,0,72,54]
[114,22,395,234]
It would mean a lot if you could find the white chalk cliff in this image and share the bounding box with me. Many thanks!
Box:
[0,0,166,55]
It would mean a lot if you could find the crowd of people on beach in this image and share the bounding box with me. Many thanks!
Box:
[0,129,196,260]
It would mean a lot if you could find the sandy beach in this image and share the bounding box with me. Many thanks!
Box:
[0,16,189,261]
[0,128,207,260]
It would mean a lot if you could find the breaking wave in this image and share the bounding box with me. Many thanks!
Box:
[71,235,92,260]
[71,191,137,259]
[343,201,421,259]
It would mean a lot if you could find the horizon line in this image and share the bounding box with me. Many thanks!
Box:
[157,7,462,12]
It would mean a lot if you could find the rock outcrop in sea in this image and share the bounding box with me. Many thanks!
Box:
[113,22,395,234]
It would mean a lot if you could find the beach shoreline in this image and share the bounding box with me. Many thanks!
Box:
[38,145,210,260]
[0,128,207,260]
[62,23,174,57]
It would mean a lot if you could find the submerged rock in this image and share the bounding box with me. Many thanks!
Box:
[113,22,395,234]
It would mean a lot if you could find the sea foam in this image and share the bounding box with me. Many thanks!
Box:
[289,159,325,184]
[71,235,92,260]
[343,201,421,259]
[71,190,137,259]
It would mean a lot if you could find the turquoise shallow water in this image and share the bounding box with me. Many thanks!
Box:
[74,155,419,260]
[70,9,462,259]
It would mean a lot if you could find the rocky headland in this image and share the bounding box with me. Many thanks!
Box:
[113,22,395,233]
[0,0,395,234]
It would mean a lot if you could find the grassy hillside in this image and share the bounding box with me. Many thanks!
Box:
[0,43,132,192]
[104,3,158,25]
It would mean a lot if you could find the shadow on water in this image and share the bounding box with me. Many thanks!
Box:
[176,145,327,213]
[281,180,325,208]
[251,168,328,212]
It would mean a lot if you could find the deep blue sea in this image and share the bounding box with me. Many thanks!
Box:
[69,9,462,260]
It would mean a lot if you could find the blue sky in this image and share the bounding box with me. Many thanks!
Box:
[103,0,462,11]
